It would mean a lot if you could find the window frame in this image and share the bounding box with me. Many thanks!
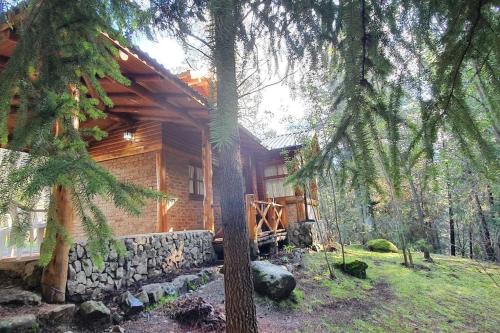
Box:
[188,163,204,200]
[263,163,295,198]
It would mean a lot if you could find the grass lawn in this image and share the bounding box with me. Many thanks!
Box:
[294,246,500,333]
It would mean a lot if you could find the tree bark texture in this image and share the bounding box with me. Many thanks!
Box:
[211,1,258,332]
[41,186,74,303]
[473,192,495,261]
[447,180,456,256]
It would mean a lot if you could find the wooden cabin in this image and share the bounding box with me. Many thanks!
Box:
[0,23,317,260]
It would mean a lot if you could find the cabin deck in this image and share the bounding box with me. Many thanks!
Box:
[212,194,289,255]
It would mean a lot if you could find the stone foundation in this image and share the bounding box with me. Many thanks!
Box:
[288,220,330,248]
[66,231,215,300]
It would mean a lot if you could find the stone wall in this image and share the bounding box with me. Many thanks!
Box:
[288,220,331,248]
[66,231,216,300]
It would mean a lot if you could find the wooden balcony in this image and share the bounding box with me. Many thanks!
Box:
[245,194,287,247]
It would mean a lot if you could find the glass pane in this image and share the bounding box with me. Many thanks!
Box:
[197,181,204,196]
[196,167,203,181]
[189,165,195,180]
[277,164,288,176]
[264,165,277,177]
[265,178,294,198]
[189,180,194,194]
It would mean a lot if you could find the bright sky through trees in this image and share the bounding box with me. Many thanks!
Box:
[138,35,307,135]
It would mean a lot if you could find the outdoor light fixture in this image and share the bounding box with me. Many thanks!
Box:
[123,130,135,141]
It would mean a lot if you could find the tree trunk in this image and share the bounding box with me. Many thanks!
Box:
[407,171,426,232]
[469,223,473,259]
[41,186,74,303]
[211,1,258,332]
[447,180,456,256]
[473,191,495,261]
[327,172,346,269]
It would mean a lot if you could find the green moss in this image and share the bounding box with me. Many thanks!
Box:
[335,260,368,279]
[144,294,178,312]
[266,246,500,332]
[367,239,399,253]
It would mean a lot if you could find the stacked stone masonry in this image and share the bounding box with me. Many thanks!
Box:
[67,231,216,300]
[288,220,330,248]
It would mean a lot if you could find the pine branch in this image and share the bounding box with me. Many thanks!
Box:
[441,0,485,115]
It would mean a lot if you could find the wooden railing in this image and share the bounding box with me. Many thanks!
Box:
[245,194,287,245]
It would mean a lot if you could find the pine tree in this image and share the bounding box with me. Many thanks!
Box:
[0,0,158,302]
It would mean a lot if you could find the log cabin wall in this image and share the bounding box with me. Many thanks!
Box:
[88,121,162,162]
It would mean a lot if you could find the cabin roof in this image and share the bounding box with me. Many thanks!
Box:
[0,12,304,154]
[261,132,307,151]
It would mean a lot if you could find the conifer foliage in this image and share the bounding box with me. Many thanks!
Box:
[0,0,157,275]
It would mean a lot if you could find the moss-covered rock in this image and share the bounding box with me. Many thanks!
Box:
[367,239,398,253]
[335,260,368,279]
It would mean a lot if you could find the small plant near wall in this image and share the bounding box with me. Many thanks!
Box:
[284,244,296,254]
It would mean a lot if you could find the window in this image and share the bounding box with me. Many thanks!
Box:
[189,165,204,198]
[264,164,294,198]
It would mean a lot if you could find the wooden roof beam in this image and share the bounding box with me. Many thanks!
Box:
[110,107,186,123]
[128,73,162,82]
[107,92,143,102]
[122,77,204,130]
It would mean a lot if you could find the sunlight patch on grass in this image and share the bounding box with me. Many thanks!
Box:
[302,246,500,333]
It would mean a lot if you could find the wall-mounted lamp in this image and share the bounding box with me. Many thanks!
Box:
[123,130,135,141]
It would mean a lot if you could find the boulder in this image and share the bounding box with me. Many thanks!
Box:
[251,261,296,301]
[120,291,144,316]
[77,301,111,327]
[335,260,368,279]
[38,304,76,326]
[141,283,165,303]
[0,314,38,333]
[0,288,41,306]
[367,239,398,253]
[160,282,179,296]
[135,291,150,306]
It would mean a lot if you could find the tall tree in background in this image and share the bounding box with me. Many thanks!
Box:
[0,0,157,302]
[294,0,498,262]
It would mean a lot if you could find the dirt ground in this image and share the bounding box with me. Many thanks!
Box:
[122,263,392,333]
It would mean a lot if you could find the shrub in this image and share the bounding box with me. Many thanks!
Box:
[367,239,398,253]
[335,260,368,279]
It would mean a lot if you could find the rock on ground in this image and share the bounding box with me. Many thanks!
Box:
[0,314,38,333]
[37,303,76,326]
[335,260,368,279]
[0,288,41,306]
[251,261,296,301]
[141,283,165,303]
[120,291,144,316]
[77,300,111,327]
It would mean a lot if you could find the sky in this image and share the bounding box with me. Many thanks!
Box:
[137,36,307,137]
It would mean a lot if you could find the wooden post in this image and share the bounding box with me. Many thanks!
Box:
[156,146,168,232]
[245,194,259,258]
[250,155,259,200]
[202,129,214,232]
[41,85,79,303]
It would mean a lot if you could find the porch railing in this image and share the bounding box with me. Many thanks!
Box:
[245,194,287,246]
[0,211,46,261]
